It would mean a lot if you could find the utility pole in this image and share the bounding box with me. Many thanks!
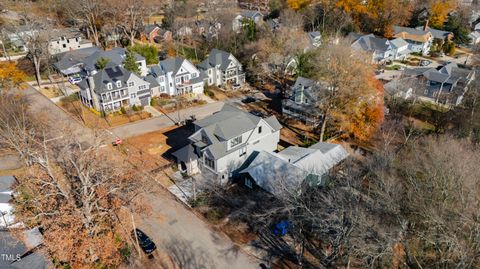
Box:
[131,213,142,256]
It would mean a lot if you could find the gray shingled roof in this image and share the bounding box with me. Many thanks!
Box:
[191,104,282,159]
[198,49,236,71]
[83,48,145,72]
[389,38,409,48]
[240,142,348,195]
[53,46,101,72]
[351,34,390,53]
[144,74,160,87]
[78,66,135,94]
[158,57,186,75]
[0,176,16,193]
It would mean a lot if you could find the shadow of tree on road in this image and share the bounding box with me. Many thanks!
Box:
[164,238,217,269]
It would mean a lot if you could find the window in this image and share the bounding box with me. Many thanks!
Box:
[208,69,212,75]
[116,81,121,87]
[107,83,113,90]
[176,78,180,83]
[62,44,66,48]
[139,85,147,90]
[230,135,242,148]
[204,156,215,169]
[131,93,136,98]
[128,81,134,87]
[239,147,247,157]
[258,126,262,134]
[159,77,164,82]
[245,178,253,188]
[160,86,165,92]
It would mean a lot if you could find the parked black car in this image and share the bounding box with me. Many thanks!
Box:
[241,96,256,104]
[132,229,157,254]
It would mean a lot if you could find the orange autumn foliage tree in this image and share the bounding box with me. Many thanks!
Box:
[336,0,412,37]
[0,61,26,89]
[314,40,384,142]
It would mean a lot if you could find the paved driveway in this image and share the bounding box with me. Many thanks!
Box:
[111,101,225,138]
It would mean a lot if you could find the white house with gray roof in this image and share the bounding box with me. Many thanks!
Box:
[240,142,348,195]
[351,34,410,63]
[149,57,205,96]
[197,49,245,88]
[232,11,263,32]
[172,104,282,182]
[283,77,326,125]
[78,66,152,112]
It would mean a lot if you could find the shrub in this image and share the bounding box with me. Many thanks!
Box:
[203,87,215,98]
[60,93,79,103]
[129,44,159,65]
[89,107,101,116]
[120,107,126,114]
[159,93,170,98]
[150,98,157,106]
[132,105,138,111]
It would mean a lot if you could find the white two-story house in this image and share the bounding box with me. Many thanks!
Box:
[197,49,245,88]
[149,57,206,96]
[48,28,93,55]
[172,104,282,183]
[78,66,151,112]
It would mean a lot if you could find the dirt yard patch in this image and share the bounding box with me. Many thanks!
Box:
[120,124,195,186]
[59,100,152,129]
[39,86,63,98]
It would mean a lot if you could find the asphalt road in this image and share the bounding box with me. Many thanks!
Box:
[22,85,260,268]
[111,101,225,138]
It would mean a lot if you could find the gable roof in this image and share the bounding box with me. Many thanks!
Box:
[198,49,239,71]
[158,57,191,75]
[241,11,263,20]
[351,34,390,53]
[393,26,432,43]
[190,104,282,159]
[78,66,137,94]
[389,38,409,48]
[53,46,101,73]
[415,26,452,40]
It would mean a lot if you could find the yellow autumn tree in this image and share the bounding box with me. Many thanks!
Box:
[429,0,456,29]
[287,0,311,11]
[0,61,26,89]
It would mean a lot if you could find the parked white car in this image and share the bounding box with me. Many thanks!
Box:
[68,76,82,84]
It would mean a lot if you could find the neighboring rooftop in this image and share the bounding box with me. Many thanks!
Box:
[240,142,348,195]
[198,49,237,71]
[83,48,145,72]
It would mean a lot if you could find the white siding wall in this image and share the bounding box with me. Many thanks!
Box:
[216,120,280,174]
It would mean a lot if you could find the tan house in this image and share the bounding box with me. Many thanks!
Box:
[393,25,433,55]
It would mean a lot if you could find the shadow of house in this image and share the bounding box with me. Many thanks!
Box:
[161,123,196,161]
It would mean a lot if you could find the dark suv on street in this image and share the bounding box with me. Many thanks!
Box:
[132,229,157,254]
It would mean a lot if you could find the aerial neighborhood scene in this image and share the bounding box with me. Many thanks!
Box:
[1,0,480,268]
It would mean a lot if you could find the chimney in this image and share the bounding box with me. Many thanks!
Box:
[87,76,100,111]
[424,20,429,31]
